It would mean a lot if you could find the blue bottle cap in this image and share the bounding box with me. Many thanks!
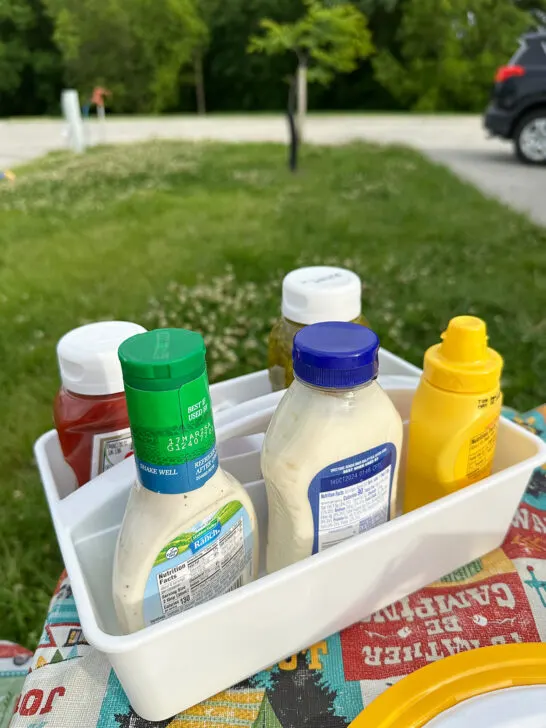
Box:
[293,322,379,389]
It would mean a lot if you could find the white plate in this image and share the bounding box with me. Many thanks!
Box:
[426,685,546,727]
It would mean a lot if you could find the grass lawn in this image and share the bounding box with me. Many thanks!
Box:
[1,140,545,647]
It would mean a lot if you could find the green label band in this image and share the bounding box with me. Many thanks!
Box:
[124,372,218,493]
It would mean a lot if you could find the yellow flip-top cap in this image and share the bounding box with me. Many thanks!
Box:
[423,315,503,394]
[349,643,546,728]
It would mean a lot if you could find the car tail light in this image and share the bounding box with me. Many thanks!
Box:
[495,65,525,82]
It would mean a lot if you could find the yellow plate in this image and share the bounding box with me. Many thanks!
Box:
[349,644,546,727]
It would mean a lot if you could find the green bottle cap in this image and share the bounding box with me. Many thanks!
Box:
[118,328,206,391]
[118,328,217,494]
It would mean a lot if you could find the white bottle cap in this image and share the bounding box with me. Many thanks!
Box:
[57,321,146,396]
[281,266,362,325]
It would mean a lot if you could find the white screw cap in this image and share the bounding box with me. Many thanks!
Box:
[282,266,362,325]
[57,321,146,396]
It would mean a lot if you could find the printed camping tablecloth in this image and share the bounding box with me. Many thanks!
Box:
[3,405,546,728]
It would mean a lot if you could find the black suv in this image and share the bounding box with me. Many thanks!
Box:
[484,32,546,164]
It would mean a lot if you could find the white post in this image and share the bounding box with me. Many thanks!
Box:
[296,61,307,143]
[97,103,106,144]
[61,89,86,154]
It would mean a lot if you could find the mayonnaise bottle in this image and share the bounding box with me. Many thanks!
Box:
[113,328,258,634]
[404,316,503,513]
[262,322,403,573]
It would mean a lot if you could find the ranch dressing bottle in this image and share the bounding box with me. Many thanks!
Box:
[113,328,258,634]
[262,322,403,573]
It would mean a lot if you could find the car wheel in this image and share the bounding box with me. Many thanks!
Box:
[514,109,546,165]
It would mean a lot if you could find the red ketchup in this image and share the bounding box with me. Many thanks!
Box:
[53,321,146,487]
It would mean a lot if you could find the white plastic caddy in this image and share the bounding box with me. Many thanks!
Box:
[34,349,546,721]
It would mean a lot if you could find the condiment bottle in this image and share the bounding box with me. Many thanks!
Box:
[268,266,368,391]
[262,322,403,573]
[113,328,259,634]
[53,321,146,487]
[404,316,503,513]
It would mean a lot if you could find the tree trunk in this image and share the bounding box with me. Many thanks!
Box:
[287,74,298,172]
[194,52,206,115]
[296,61,307,143]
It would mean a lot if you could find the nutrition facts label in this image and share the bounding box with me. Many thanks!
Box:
[318,465,391,551]
[157,520,246,617]
[467,420,498,479]
[91,428,132,478]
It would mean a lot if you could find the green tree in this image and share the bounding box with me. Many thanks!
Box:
[192,0,221,114]
[0,0,33,99]
[0,0,61,115]
[514,0,546,25]
[352,0,398,12]
[311,0,402,111]
[44,0,206,113]
[199,0,301,113]
[373,0,536,112]
[248,0,373,138]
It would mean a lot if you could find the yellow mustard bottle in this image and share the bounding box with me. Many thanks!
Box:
[404,315,503,513]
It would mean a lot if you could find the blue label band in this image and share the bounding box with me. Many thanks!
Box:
[136,444,219,494]
[308,443,397,554]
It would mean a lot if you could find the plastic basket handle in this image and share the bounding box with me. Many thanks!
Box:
[215,390,283,444]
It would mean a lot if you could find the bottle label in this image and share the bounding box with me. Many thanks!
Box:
[467,418,499,480]
[452,391,502,489]
[126,372,218,494]
[308,444,397,553]
[461,396,501,484]
[142,500,253,626]
[90,427,133,478]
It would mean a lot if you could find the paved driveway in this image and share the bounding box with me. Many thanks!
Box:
[1,114,545,224]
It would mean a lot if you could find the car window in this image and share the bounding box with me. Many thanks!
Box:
[510,35,546,68]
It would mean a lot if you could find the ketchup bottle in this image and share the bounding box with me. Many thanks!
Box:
[53,321,146,487]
